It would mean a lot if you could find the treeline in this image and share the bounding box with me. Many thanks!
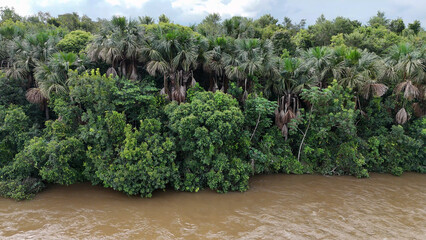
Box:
[0,8,424,200]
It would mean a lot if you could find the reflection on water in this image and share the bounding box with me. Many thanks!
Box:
[1,173,425,239]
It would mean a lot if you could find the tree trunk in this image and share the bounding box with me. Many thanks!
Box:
[164,75,170,99]
[224,77,229,93]
[44,102,50,120]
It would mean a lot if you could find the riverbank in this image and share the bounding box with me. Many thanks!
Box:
[1,173,425,239]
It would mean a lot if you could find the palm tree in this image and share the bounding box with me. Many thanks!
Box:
[5,31,59,87]
[28,52,82,119]
[144,24,200,103]
[299,46,333,88]
[266,57,312,139]
[333,48,388,110]
[35,52,81,98]
[225,39,264,101]
[382,43,425,123]
[88,16,145,80]
[25,87,49,119]
[259,39,281,86]
[203,37,233,92]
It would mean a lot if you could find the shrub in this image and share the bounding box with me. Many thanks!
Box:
[165,91,251,192]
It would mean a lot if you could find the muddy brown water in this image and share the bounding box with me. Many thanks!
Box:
[1,173,425,239]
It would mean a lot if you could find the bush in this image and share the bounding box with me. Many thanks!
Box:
[0,178,44,200]
[57,30,92,53]
[250,128,304,174]
[165,91,251,192]
[364,124,425,175]
[0,105,37,168]
[294,81,362,176]
[97,119,177,197]
[85,112,178,197]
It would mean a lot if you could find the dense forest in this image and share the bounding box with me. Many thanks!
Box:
[0,7,424,200]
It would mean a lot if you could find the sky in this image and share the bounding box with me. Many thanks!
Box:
[1,0,425,26]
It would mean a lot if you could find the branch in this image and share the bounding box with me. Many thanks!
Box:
[250,112,261,141]
[297,103,314,162]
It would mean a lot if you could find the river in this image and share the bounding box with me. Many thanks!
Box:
[1,173,425,239]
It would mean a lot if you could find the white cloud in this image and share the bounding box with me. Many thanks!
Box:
[1,0,32,16]
[37,0,84,7]
[105,0,151,8]
[171,0,274,18]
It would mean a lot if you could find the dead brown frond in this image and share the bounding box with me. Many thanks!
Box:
[179,85,186,103]
[26,88,46,104]
[190,76,197,88]
[106,67,117,78]
[282,109,296,124]
[129,65,138,80]
[395,81,419,101]
[279,109,285,127]
[242,90,248,102]
[362,83,388,99]
[274,108,280,128]
[281,124,288,141]
[395,108,408,124]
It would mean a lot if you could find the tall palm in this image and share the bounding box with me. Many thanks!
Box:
[5,31,59,87]
[28,52,82,119]
[259,39,281,85]
[333,48,387,100]
[225,39,264,100]
[34,52,81,98]
[144,25,200,102]
[383,43,425,122]
[203,37,233,92]
[268,57,312,139]
[300,46,333,88]
[88,16,145,80]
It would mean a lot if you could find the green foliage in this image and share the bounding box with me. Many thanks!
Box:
[364,125,425,175]
[0,177,44,200]
[0,7,22,23]
[196,13,222,37]
[158,14,170,24]
[291,29,313,49]
[271,30,296,55]
[81,111,127,184]
[52,13,98,32]
[113,77,158,123]
[186,82,205,102]
[68,69,116,115]
[335,141,368,178]
[0,11,425,201]
[368,11,389,28]
[244,96,277,142]
[357,98,393,138]
[344,26,401,54]
[244,96,303,174]
[88,117,178,197]
[250,128,303,174]
[408,20,421,35]
[0,105,37,167]
[389,19,405,34]
[309,15,360,46]
[14,136,86,185]
[294,81,366,176]
[165,91,251,192]
[57,30,92,53]
[0,71,26,105]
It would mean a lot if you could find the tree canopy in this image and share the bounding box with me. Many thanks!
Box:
[0,8,424,200]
